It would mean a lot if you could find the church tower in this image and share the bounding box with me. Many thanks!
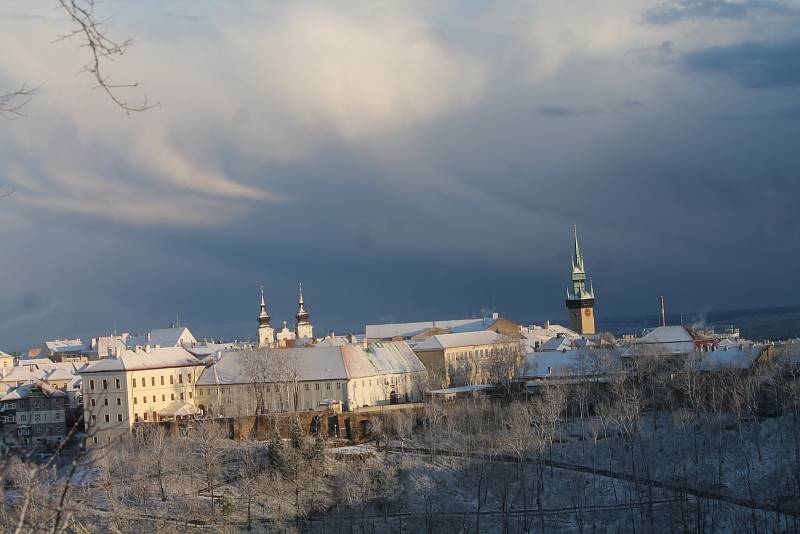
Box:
[565,225,596,335]
[257,285,275,348]
[295,283,314,339]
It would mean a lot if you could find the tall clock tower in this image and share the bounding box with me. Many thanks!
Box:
[565,225,596,335]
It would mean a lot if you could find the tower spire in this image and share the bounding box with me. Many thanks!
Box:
[572,224,584,272]
[258,285,270,325]
[295,282,313,339]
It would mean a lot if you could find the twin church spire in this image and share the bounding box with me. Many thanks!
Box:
[257,284,314,347]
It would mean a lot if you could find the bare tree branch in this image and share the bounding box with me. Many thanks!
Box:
[0,84,37,119]
[54,0,157,114]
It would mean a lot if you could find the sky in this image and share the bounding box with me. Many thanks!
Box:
[0,0,799,350]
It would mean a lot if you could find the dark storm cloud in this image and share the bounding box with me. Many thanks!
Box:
[683,38,800,87]
[643,0,791,24]
[1,1,800,350]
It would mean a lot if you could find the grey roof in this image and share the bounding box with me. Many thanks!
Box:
[44,338,88,354]
[81,347,203,374]
[1,381,67,401]
[366,318,497,340]
[197,341,425,386]
[413,330,507,351]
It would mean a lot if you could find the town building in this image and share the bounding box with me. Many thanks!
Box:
[366,314,520,344]
[195,341,427,416]
[565,226,596,336]
[0,350,15,369]
[41,338,89,363]
[0,381,68,450]
[412,330,521,388]
[80,346,204,445]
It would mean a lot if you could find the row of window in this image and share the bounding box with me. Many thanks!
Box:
[132,373,192,388]
[17,412,62,423]
[90,413,124,424]
[89,372,195,391]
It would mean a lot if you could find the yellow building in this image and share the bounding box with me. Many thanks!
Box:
[0,351,15,369]
[412,330,521,388]
[80,347,204,445]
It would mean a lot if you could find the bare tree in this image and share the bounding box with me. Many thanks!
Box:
[2,1,155,117]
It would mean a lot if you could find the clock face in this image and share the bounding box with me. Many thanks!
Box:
[584,308,592,317]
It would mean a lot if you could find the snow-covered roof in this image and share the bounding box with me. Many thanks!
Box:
[197,341,425,386]
[126,327,196,349]
[15,358,54,367]
[0,366,47,383]
[158,401,200,417]
[413,331,508,351]
[0,350,13,359]
[631,326,696,355]
[80,347,203,374]
[521,348,624,379]
[44,338,88,354]
[522,324,579,346]
[184,342,240,357]
[540,336,575,352]
[699,344,766,370]
[342,342,426,378]
[366,318,498,340]
[0,381,66,401]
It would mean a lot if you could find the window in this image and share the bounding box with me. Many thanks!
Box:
[152,396,156,403]
[104,414,110,423]
[141,377,146,387]
[144,413,148,421]
[104,399,108,406]
[326,383,331,390]
[34,414,41,422]
[117,414,123,422]
[134,413,139,422]
[151,377,155,386]
[93,436,98,444]
[90,399,96,407]
[336,382,340,390]
[102,379,108,389]
[116,398,121,406]
[189,392,192,399]
[170,393,175,401]
[161,395,166,402]
[304,384,309,391]
[90,415,96,424]
[170,375,174,385]
[266,385,271,392]
[90,380,95,391]
[180,393,184,400]
[160,376,164,385]
[133,397,137,405]
[132,378,136,388]
[315,383,320,391]
[115,378,120,389]
[179,374,183,384]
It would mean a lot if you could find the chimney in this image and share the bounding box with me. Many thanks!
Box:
[545,320,550,329]
[145,344,151,354]
[492,312,499,320]
[659,296,666,327]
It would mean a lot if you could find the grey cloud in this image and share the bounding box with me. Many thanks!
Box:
[683,38,800,87]
[536,105,595,118]
[643,0,790,24]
